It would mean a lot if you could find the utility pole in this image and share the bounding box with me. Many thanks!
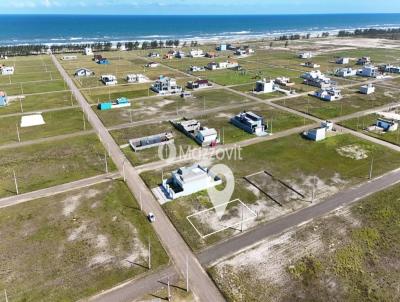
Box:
[311,175,316,202]
[16,123,20,143]
[167,277,172,302]
[104,152,108,173]
[203,96,205,117]
[369,157,374,180]
[270,119,273,135]
[122,160,126,182]
[13,169,19,195]
[130,110,133,124]
[19,97,23,113]
[4,289,8,302]
[148,236,151,269]
[140,192,143,211]
[186,255,189,292]
[240,203,244,232]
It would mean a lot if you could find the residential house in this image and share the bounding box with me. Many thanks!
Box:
[84,47,93,56]
[129,132,174,152]
[173,119,218,147]
[189,65,205,72]
[356,65,381,78]
[336,57,350,64]
[216,44,227,51]
[314,87,342,101]
[304,127,326,141]
[97,58,109,65]
[230,111,267,136]
[93,54,103,62]
[62,55,77,61]
[376,118,398,132]
[126,74,149,83]
[146,62,159,68]
[275,77,295,87]
[381,64,400,73]
[206,60,239,70]
[151,76,182,95]
[175,51,186,59]
[205,52,217,58]
[360,84,375,95]
[254,79,276,94]
[304,121,334,141]
[75,68,94,77]
[301,70,333,88]
[335,68,357,77]
[301,61,320,68]
[299,52,313,59]
[321,120,334,131]
[98,97,130,110]
[189,49,204,58]
[161,164,222,200]
[356,57,371,65]
[101,75,118,86]
[148,52,160,58]
[187,79,212,90]
[1,66,14,75]
[163,53,175,60]
[0,91,7,107]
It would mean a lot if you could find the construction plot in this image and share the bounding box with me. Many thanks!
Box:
[186,199,257,238]
[244,170,305,207]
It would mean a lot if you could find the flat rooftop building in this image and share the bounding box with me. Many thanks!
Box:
[230,111,267,136]
[161,164,222,200]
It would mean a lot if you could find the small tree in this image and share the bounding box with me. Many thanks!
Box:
[285,40,289,48]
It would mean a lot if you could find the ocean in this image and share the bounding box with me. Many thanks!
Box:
[1,14,400,45]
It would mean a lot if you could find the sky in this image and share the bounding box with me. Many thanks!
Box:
[0,0,400,15]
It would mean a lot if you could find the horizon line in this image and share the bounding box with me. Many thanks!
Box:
[1,12,400,16]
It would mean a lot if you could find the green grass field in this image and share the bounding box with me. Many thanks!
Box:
[0,107,90,145]
[274,87,399,120]
[140,133,400,251]
[339,113,400,146]
[0,134,115,198]
[0,181,168,302]
[0,91,76,115]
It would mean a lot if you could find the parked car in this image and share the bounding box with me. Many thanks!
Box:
[147,212,156,223]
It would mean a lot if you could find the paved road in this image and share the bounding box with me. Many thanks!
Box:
[0,172,120,209]
[52,54,226,302]
[85,266,178,302]
[197,167,400,265]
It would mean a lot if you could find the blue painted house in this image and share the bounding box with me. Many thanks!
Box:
[0,91,7,107]
[97,58,109,65]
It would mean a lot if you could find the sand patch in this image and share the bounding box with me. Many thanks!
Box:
[68,223,87,241]
[62,189,101,216]
[336,144,368,160]
[88,252,114,267]
[157,99,174,107]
